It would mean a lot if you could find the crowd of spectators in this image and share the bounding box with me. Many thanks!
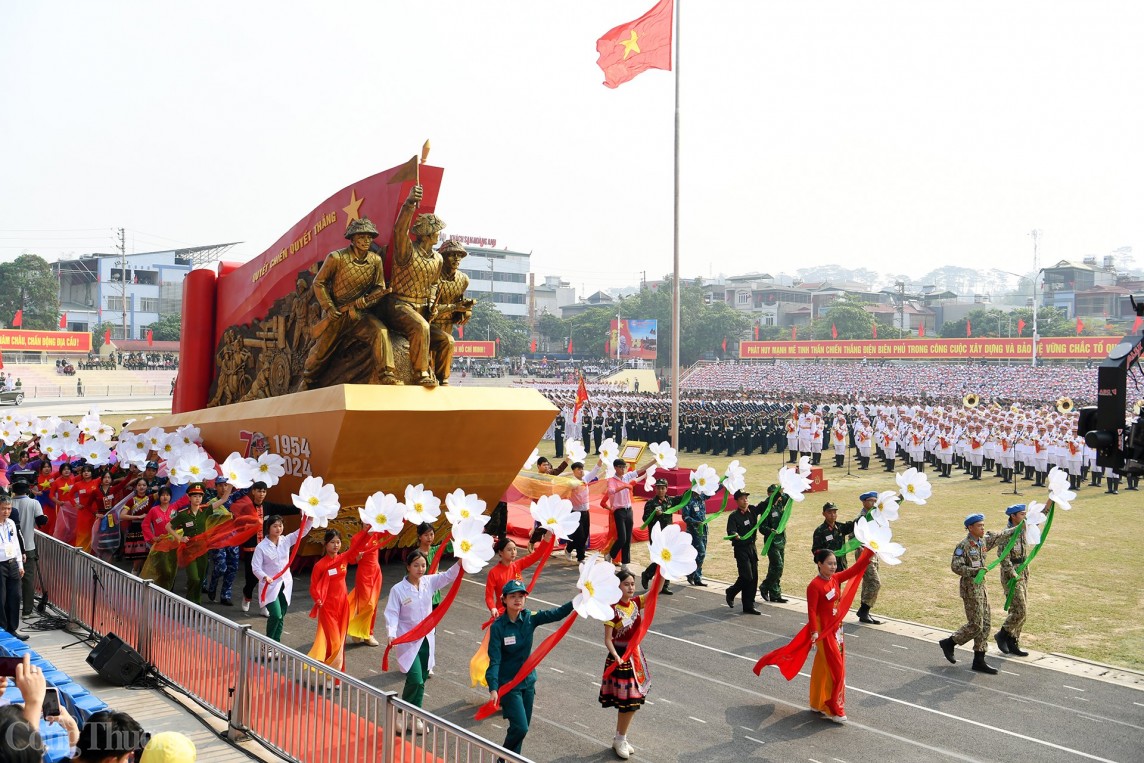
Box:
[682,361,1099,406]
[120,352,178,371]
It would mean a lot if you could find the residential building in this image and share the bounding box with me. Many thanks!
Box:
[561,290,614,319]
[53,244,235,340]
[456,245,530,318]
[532,276,577,320]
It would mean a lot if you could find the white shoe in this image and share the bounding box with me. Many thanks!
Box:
[241,599,251,613]
[613,738,630,759]
[830,714,848,724]
[260,606,269,617]
[365,636,380,647]
[413,718,425,735]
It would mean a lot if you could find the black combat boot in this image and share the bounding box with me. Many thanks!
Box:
[859,456,869,470]
[857,604,882,625]
[835,454,844,468]
[812,452,821,465]
[1024,465,1035,481]
[788,450,797,463]
[1089,471,1100,486]
[938,637,957,664]
[1008,637,1029,657]
[1106,478,1120,494]
[1127,475,1139,491]
[885,458,895,472]
[994,628,1012,654]
[971,650,998,674]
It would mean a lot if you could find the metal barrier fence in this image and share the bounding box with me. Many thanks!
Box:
[32,532,529,763]
[22,384,173,399]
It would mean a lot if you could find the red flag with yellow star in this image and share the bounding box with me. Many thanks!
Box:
[596,0,674,89]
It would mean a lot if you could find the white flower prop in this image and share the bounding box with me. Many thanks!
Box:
[445,488,489,527]
[573,555,623,621]
[359,492,406,535]
[530,494,580,540]
[34,418,56,439]
[0,412,16,427]
[854,517,906,565]
[219,452,255,489]
[173,450,218,485]
[452,517,496,574]
[690,464,720,496]
[403,484,442,525]
[95,423,116,442]
[1024,500,1048,545]
[565,439,588,464]
[648,523,699,581]
[599,437,620,466]
[0,423,18,445]
[156,432,185,461]
[523,447,540,470]
[80,440,112,466]
[778,465,812,502]
[871,490,901,526]
[143,427,166,453]
[895,467,932,505]
[55,421,79,443]
[723,460,747,495]
[40,440,64,461]
[643,464,659,492]
[175,424,201,449]
[292,475,341,528]
[79,415,101,439]
[1046,467,1075,510]
[117,433,150,467]
[649,441,678,469]
[249,452,286,488]
[798,455,812,476]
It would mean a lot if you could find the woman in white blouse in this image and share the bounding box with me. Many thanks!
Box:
[250,515,302,642]
[384,549,462,728]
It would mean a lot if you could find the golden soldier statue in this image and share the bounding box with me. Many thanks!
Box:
[299,218,398,389]
[428,239,475,386]
[381,185,444,387]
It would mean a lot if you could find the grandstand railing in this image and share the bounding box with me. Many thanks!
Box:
[34,532,529,763]
[17,383,174,399]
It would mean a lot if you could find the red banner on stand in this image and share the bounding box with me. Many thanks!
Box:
[454,341,496,358]
[0,330,92,353]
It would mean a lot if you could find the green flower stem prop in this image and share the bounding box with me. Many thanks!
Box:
[638,486,694,531]
[723,492,787,544]
[1004,500,1055,610]
[973,519,1025,585]
[700,488,731,527]
[832,509,874,559]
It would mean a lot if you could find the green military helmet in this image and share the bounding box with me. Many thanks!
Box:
[344,217,380,240]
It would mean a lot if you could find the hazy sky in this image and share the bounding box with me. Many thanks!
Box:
[2,1,1141,296]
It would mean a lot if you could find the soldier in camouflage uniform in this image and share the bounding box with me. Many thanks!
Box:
[811,502,853,572]
[382,184,444,387]
[938,512,1021,674]
[428,239,473,386]
[855,491,883,625]
[995,504,1030,657]
[640,478,674,595]
[757,484,788,603]
[300,217,397,389]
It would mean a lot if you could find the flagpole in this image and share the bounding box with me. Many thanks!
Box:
[669,0,682,447]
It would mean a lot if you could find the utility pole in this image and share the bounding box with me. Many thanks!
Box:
[896,280,906,338]
[118,227,127,341]
[1031,229,1041,367]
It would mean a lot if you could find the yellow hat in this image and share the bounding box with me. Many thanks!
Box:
[140,732,197,763]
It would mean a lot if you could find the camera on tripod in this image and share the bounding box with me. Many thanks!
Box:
[1078,295,1144,476]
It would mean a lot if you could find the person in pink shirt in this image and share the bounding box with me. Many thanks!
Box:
[605,459,652,570]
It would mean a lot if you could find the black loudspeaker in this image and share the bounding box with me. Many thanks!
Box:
[86,632,147,687]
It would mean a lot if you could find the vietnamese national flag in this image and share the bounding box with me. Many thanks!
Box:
[0,350,4,370]
[604,338,611,355]
[11,310,22,328]
[573,375,590,423]
[753,324,759,340]
[1076,317,1084,335]
[919,324,925,338]
[872,324,878,339]
[1017,318,1026,336]
[966,319,972,337]
[59,313,67,329]
[147,329,154,346]
[104,328,111,344]
[831,323,838,339]
[529,338,537,353]
[567,337,574,354]
[721,337,727,352]
[791,326,797,341]
[457,323,464,339]
[596,0,674,89]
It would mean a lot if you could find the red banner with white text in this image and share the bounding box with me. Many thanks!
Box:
[454,341,496,358]
[738,337,1121,361]
[0,330,92,353]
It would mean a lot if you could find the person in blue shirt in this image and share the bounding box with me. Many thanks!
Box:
[485,579,573,756]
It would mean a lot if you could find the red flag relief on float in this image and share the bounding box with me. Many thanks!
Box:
[573,375,590,423]
[596,0,674,88]
[1017,318,1026,336]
